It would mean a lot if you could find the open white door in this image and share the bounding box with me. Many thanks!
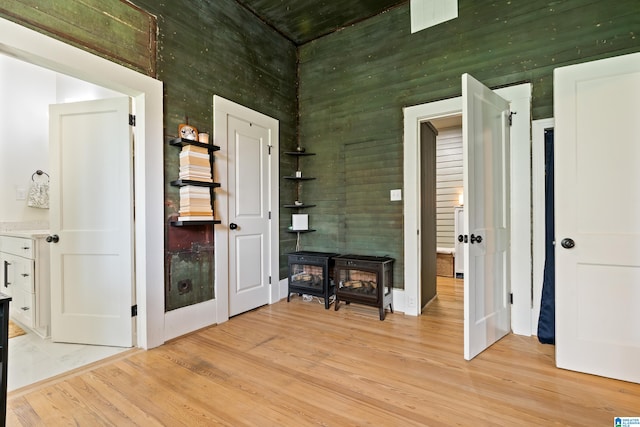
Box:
[49,97,133,347]
[462,74,511,360]
[555,53,640,383]
[227,115,272,317]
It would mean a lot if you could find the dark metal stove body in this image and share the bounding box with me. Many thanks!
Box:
[334,254,394,320]
[287,251,339,309]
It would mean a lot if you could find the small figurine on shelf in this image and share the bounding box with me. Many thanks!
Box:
[179,123,198,141]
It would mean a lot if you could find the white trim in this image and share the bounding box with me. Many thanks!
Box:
[402,82,532,336]
[0,17,165,349]
[213,95,280,324]
[531,118,554,335]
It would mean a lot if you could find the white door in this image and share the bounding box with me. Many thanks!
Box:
[462,73,511,360]
[49,97,134,347]
[555,53,640,383]
[227,115,271,317]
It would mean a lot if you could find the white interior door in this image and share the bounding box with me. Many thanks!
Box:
[227,115,271,317]
[462,73,511,360]
[555,52,640,383]
[49,97,133,347]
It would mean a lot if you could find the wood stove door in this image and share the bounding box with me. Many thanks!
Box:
[462,74,511,360]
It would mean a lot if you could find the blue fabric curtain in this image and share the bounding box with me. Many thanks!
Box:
[537,128,555,344]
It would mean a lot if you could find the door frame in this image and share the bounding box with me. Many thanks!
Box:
[213,95,280,324]
[0,17,165,349]
[403,82,532,336]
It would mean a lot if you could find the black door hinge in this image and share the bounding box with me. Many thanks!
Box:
[268,145,272,155]
[269,276,272,284]
[131,304,138,317]
[129,114,136,126]
[508,111,516,126]
[509,293,513,304]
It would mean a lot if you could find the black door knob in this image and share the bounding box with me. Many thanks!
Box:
[46,234,59,243]
[229,223,238,230]
[470,234,483,244]
[561,238,575,249]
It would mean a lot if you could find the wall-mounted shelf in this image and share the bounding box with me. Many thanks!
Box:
[170,179,221,188]
[284,150,316,240]
[283,176,316,181]
[171,219,222,227]
[283,204,316,209]
[169,137,221,227]
[284,151,316,156]
[170,137,220,151]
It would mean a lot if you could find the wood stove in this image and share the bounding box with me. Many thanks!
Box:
[287,251,339,309]
[334,254,394,320]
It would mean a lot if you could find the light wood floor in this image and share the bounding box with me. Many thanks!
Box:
[7,277,640,426]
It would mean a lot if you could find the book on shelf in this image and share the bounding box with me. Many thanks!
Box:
[177,215,215,221]
[180,145,209,154]
[179,155,210,168]
[179,185,211,194]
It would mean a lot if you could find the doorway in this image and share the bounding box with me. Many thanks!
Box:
[0,55,133,390]
[0,17,165,387]
[403,82,532,334]
[213,96,280,324]
[420,117,464,309]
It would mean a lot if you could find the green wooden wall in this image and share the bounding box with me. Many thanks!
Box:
[1,0,299,310]
[297,0,640,289]
[131,0,298,309]
[0,0,156,75]
[3,0,639,306]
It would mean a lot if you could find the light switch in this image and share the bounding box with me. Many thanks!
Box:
[16,188,26,200]
[390,189,402,201]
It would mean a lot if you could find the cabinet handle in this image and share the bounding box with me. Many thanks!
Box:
[21,273,29,277]
[21,246,30,250]
[20,306,30,311]
[3,260,9,287]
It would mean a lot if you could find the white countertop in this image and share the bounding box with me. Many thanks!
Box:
[0,230,50,238]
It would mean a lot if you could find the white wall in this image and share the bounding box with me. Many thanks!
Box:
[435,126,463,249]
[0,54,123,229]
[0,55,54,226]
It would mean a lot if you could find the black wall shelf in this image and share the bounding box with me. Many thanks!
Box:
[169,137,221,227]
[170,137,220,151]
[283,204,316,208]
[283,176,316,181]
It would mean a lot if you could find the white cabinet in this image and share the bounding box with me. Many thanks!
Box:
[0,233,50,337]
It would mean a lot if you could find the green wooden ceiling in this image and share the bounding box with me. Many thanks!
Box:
[236,0,407,45]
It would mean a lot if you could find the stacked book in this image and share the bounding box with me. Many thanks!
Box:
[178,144,214,221]
[179,145,213,183]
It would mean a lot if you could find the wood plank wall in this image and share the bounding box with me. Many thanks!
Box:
[0,0,156,76]
[1,0,299,309]
[436,127,462,249]
[298,0,640,289]
[131,0,298,308]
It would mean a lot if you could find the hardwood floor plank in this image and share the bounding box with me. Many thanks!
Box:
[7,277,640,426]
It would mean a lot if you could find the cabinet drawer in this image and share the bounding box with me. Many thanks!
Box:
[0,236,34,259]
[14,259,35,293]
[11,288,34,327]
